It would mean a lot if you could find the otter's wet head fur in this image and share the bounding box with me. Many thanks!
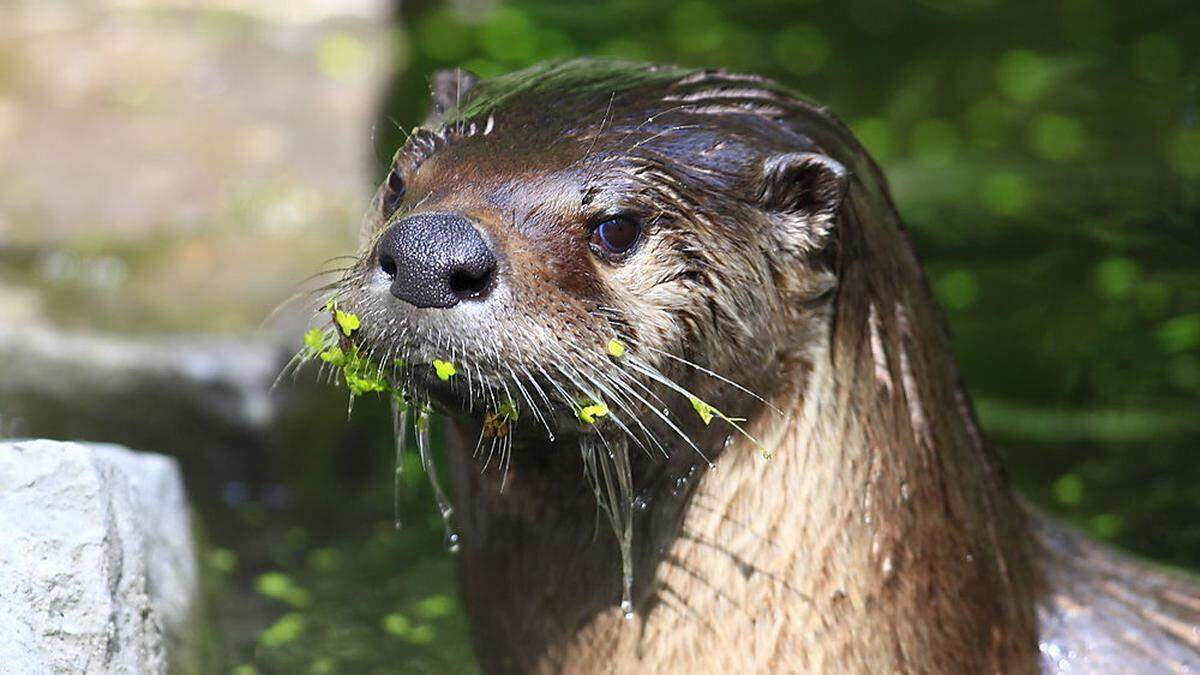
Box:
[339,60,850,448]
[328,59,1200,675]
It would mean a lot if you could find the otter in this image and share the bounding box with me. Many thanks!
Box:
[332,59,1200,673]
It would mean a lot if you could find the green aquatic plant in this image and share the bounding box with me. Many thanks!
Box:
[606,338,627,358]
[334,309,361,336]
[308,333,390,397]
[497,398,520,422]
[301,305,397,399]
[431,359,457,381]
[688,395,719,425]
[293,302,775,618]
[688,394,771,460]
[577,400,610,425]
[303,328,328,353]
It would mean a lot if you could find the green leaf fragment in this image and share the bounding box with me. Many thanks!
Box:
[299,309,413,407]
[405,625,436,644]
[689,395,717,425]
[319,346,346,366]
[607,338,627,358]
[303,328,328,353]
[498,398,520,421]
[345,371,388,396]
[432,359,457,381]
[318,343,390,396]
[577,401,609,424]
[335,309,361,336]
[343,349,388,395]
[688,395,768,459]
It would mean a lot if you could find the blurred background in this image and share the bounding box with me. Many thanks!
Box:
[0,0,1197,672]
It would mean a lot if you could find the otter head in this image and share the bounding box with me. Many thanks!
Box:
[337,59,850,456]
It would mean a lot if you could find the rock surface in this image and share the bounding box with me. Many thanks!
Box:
[0,0,390,334]
[0,440,199,674]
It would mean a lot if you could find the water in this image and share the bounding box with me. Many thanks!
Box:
[390,397,408,530]
[580,434,636,619]
[415,406,461,553]
[393,403,639,612]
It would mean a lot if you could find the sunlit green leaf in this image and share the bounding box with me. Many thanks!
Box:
[432,359,457,381]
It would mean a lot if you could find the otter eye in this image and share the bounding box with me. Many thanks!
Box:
[591,215,642,257]
[382,168,406,215]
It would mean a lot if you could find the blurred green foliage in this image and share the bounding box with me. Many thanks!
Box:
[224,0,1199,671]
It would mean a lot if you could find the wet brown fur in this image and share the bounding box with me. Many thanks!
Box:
[338,59,1200,674]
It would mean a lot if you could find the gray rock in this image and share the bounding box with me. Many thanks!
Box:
[0,440,198,674]
[0,321,291,497]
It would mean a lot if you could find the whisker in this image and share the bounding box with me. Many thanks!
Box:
[633,344,783,416]
[555,357,650,457]
[561,347,710,465]
[569,355,668,459]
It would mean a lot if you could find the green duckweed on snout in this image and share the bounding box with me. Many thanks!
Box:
[299,311,764,457]
[303,303,401,400]
[577,400,610,425]
[431,359,457,381]
[606,338,627,358]
[294,304,771,618]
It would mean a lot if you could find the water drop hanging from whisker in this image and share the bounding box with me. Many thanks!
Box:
[580,433,636,619]
[416,405,462,553]
[391,397,409,530]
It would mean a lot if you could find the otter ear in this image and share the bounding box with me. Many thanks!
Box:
[426,68,480,125]
[758,152,848,219]
[757,152,849,250]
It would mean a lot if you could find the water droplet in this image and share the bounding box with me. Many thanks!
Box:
[621,573,634,619]
[390,398,409,530]
[579,435,635,619]
[621,599,635,620]
[416,406,462,553]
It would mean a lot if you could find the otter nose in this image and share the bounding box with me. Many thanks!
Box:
[376,213,498,308]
